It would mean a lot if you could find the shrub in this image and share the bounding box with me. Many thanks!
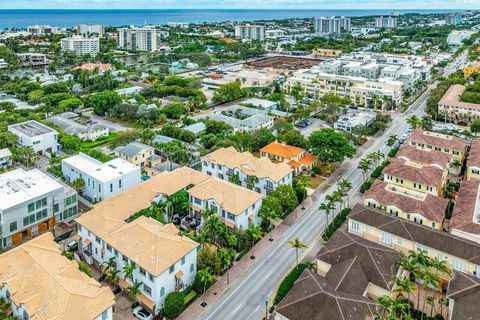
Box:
[274,263,308,305]
[192,271,215,294]
[310,172,317,177]
[64,251,74,260]
[183,290,197,306]
[322,208,352,241]
[388,147,399,158]
[312,167,321,175]
[359,179,373,193]
[78,261,92,277]
[161,291,185,319]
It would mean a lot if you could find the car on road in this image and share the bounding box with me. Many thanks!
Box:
[133,307,153,320]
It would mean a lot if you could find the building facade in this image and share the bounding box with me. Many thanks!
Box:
[375,16,398,29]
[8,120,59,155]
[77,24,105,37]
[117,27,162,52]
[60,36,100,55]
[314,16,351,34]
[260,141,317,174]
[0,148,12,170]
[27,25,59,35]
[114,142,156,169]
[234,24,266,41]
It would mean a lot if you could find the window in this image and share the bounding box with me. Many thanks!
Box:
[53,203,59,214]
[160,287,165,297]
[453,151,459,155]
[10,221,17,232]
[190,263,194,273]
[95,236,101,244]
[143,284,152,296]
[148,273,154,282]
[228,213,235,221]
[452,259,465,272]
[140,267,146,276]
[397,237,403,245]
[169,264,175,274]
[110,183,113,192]
[122,255,128,263]
[101,310,108,320]
[381,232,392,246]
[107,244,112,252]
[28,203,35,213]
[119,180,122,188]
[181,257,185,265]
[351,221,360,233]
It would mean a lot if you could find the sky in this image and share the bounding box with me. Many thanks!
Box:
[0,0,475,10]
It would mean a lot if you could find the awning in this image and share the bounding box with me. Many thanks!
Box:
[138,293,155,311]
[248,214,254,220]
[83,239,92,246]
[175,271,184,279]
[75,234,82,241]
[220,218,236,229]
[118,278,131,289]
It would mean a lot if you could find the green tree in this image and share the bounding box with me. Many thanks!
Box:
[13,146,39,167]
[212,80,245,104]
[71,178,85,193]
[125,280,143,302]
[230,173,241,186]
[319,201,334,226]
[387,134,398,147]
[60,135,81,154]
[270,185,299,217]
[78,261,93,277]
[358,158,372,182]
[406,115,421,129]
[471,119,480,139]
[0,131,17,149]
[308,128,356,164]
[122,262,137,280]
[58,97,83,112]
[197,246,222,274]
[258,195,283,223]
[288,238,307,268]
[84,90,121,116]
[162,291,185,319]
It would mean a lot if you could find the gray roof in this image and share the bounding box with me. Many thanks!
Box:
[184,122,206,135]
[115,142,153,157]
[153,135,176,145]
[153,160,183,173]
[9,120,56,137]
[446,271,480,320]
[46,114,107,136]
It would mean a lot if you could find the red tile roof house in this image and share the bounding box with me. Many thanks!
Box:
[259,141,317,174]
[450,180,480,244]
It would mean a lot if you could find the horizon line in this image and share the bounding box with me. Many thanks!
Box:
[0,8,468,10]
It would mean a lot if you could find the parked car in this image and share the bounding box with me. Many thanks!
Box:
[295,120,311,128]
[133,307,153,320]
[66,240,78,251]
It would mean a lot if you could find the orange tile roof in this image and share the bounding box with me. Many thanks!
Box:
[299,153,317,165]
[468,140,480,168]
[288,160,302,168]
[73,63,113,72]
[260,141,305,159]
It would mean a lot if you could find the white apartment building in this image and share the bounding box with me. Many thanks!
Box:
[447,30,475,46]
[117,27,162,52]
[77,24,105,37]
[314,16,351,34]
[17,52,51,66]
[0,233,115,320]
[8,120,59,155]
[203,105,274,133]
[0,168,77,250]
[234,24,266,41]
[334,110,377,132]
[167,22,189,28]
[202,147,293,196]
[47,112,109,141]
[27,25,59,35]
[62,153,141,202]
[60,36,100,55]
[375,16,398,29]
[0,148,12,170]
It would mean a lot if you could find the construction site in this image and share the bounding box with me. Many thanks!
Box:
[246,55,322,70]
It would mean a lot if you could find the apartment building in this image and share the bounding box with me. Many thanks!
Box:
[62,153,141,202]
[60,35,100,55]
[363,180,448,230]
[8,120,59,155]
[27,25,59,35]
[467,140,480,181]
[0,233,115,320]
[117,27,162,52]
[201,147,292,196]
[314,16,351,34]
[76,168,208,313]
[375,16,398,29]
[260,141,317,174]
[438,84,480,125]
[348,204,480,280]
[0,168,77,250]
[396,144,452,172]
[450,180,480,244]
[114,142,157,169]
[47,112,109,141]
[188,177,263,230]
[77,24,105,37]
[445,14,462,25]
[447,30,475,46]
[333,110,377,132]
[382,157,448,197]
[234,24,266,41]
[407,128,468,161]
[0,148,12,170]
[204,105,274,133]
[17,52,51,66]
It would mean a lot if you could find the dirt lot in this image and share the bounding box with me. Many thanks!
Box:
[246,56,322,70]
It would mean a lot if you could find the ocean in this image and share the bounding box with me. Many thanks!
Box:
[0,9,457,29]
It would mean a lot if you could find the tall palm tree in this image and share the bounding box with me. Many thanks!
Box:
[358,158,372,182]
[406,115,421,129]
[122,262,137,281]
[288,238,307,268]
[105,268,121,291]
[421,270,440,319]
[393,276,416,318]
[338,179,352,192]
[246,175,259,190]
[320,201,335,226]
[247,225,263,254]
[376,295,410,320]
[387,134,398,147]
[101,256,117,277]
[125,280,143,302]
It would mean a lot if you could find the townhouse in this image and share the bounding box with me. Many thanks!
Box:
[8,120,59,155]
[407,128,468,161]
[188,177,263,230]
[467,140,480,181]
[75,168,206,314]
[0,168,77,250]
[0,148,12,170]
[47,112,109,141]
[201,147,293,196]
[348,204,480,281]
[450,180,480,244]
[396,144,452,172]
[437,84,480,125]
[62,153,141,202]
[114,142,160,169]
[382,157,448,197]
[260,141,317,174]
[0,233,115,320]
[363,180,448,230]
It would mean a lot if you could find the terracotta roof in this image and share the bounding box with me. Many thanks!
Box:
[0,233,114,320]
[383,157,445,187]
[104,216,198,276]
[363,180,448,223]
[73,63,113,72]
[439,84,480,110]
[408,128,468,153]
[298,153,317,165]
[260,141,305,159]
[451,180,480,236]
[397,144,451,170]
[288,160,301,168]
[202,147,291,182]
[446,271,480,320]
[468,140,480,168]
[188,177,263,216]
[349,204,480,264]
[76,167,210,238]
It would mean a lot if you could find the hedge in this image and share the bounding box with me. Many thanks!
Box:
[322,208,352,241]
[360,178,374,193]
[370,160,389,179]
[183,290,197,306]
[161,291,185,319]
[274,263,308,305]
[388,147,399,158]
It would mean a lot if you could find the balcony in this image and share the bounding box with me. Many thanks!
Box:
[82,250,93,265]
[175,283,184,291]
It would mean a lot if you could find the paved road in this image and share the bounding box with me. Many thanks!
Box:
[199,53,466,320]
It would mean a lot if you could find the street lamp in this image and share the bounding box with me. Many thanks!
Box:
[265,300,268,320]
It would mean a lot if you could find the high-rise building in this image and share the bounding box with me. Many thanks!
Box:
[375,16,398,29]
[314,16,351,35]
[446,14,462,25]
[60,36,99,55]
[76,24,105,37]
[116,27,162,52]
[234,24,266,41]
[27,25,59,35]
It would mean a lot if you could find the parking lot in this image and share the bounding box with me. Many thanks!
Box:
[297,118,329,137]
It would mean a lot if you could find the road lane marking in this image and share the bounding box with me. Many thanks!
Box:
[254,305,261,313]
[231,304,242,315]
[264,271,272,280]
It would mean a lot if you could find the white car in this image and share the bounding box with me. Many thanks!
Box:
[133,307,153,320]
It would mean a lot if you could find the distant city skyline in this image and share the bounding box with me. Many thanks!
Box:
[0,0,475,10]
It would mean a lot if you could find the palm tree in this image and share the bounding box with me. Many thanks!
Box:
[387,134,398,147]
[288,238,307,268]
[105,268,121,291]
[393,276,416,318]
[122,262,137,281]
[421,270,440,318]
[296,175,310,209]
[320,201,335,226]
[358,158,372,182]
[71,178,85,193]
[198,267,215,298]
[406,115,421,129]
[376,295,411,320]
[338,179,352,192]
[139,128,155,144]
[125,279,143,302]
[203,214,226,247]
[101,256,117,277]
[247,225,263,258]
[246,175,259,190]
[13,146,39,167]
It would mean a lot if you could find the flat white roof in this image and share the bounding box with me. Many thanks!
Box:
[62,153,139,182]
[0,168,63,211]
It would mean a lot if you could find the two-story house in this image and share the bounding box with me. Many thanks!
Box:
[259,141,317,174]
[450,180,480,244]
[396,144,452,172]
[201,147,293,196]
[0,148,12,170]
[407,128,467,162]
[8,120,59,155]
[114,142,160,169]
[467,140,480,181]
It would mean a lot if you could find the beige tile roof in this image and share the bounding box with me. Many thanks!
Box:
[439,84,480,110]
[408,128,468,153]
[383,157,446,188]
[203,147,292,182]
[397,145,451,170]
[0,233,114,320]
[104,216,198,276]
[468,140,480,168]
[188,177,263,215]
[76,167,210,238]
[451,180,480,235]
